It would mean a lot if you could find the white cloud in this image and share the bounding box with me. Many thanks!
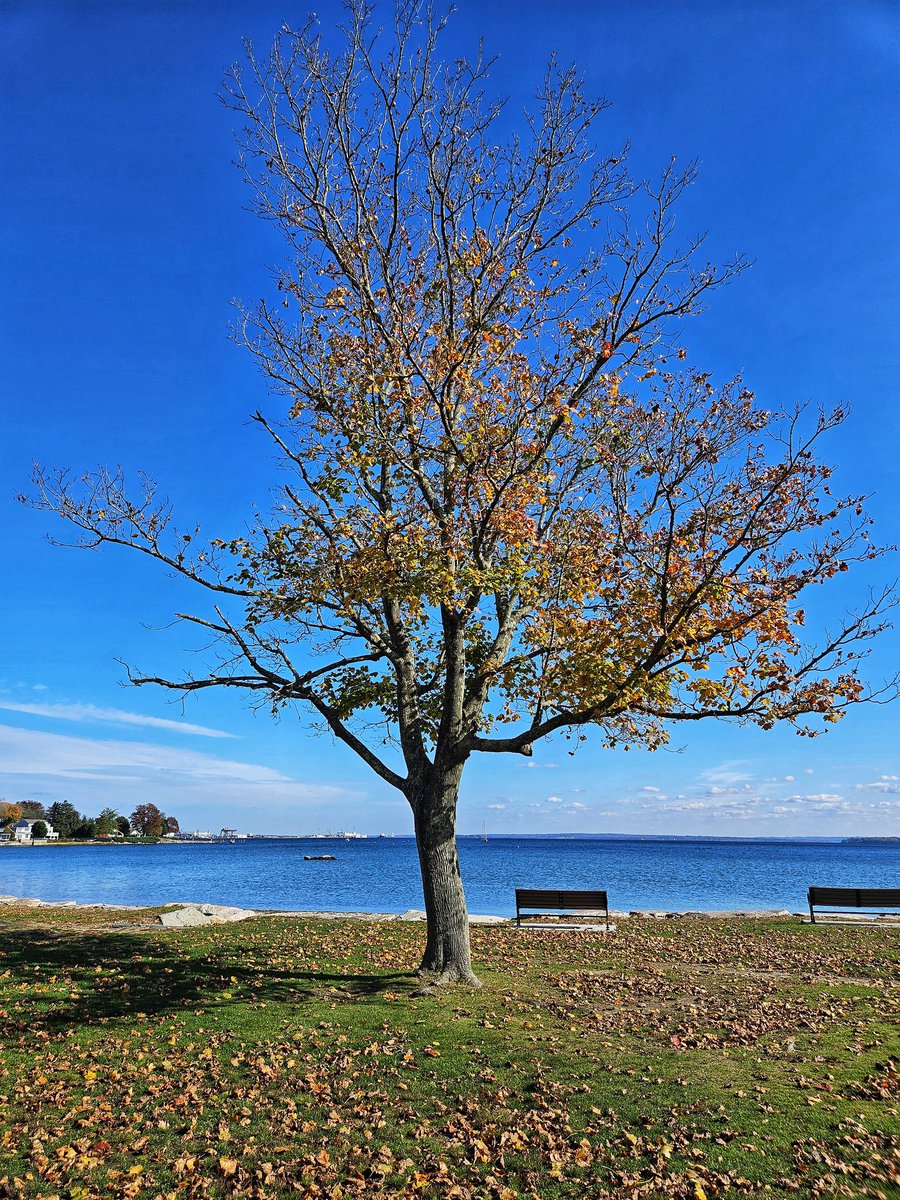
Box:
[487,802,507,811]
[641,785,661,793]
[783,792,845,807]
[546,795,564,804]
[0,699,235,739]
[783,774,795,782]
[855,779,900,795]
[657,788,896,825]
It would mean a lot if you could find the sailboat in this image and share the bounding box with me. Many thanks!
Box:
[480,821,488,843]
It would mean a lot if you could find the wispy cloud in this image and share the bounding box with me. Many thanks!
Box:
[699,761,753,786]
[0,700,235,739]
[0,724,353,823]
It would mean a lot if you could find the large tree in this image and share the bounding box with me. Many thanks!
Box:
[18,801,47,821]
[48,800,82,839]
[0,801,23,826]
[130,803,166,839]
[94,807,120,837]
[27,4,893,984]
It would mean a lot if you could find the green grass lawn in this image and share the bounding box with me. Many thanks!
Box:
[0,905,897,1199]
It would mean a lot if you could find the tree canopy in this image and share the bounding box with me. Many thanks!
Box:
[130,804,167,839]
[26,2,894,982]
[48,801,81,838]
[0,801,23,826]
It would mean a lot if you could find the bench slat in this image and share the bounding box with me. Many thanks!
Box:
[516,889,607,910]
[808,887,900,907]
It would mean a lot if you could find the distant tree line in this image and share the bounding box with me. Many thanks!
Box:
[0,798,180,840]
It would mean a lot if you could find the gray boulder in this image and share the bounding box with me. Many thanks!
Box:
[159,903,256,928]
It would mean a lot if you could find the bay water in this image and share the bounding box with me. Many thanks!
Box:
[2,836,898,915]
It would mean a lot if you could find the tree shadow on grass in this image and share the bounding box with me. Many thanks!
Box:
[0,927,415,1034]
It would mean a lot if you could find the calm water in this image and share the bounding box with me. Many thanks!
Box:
[1,837,898,914]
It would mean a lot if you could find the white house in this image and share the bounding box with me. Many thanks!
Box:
[12,818,59,842]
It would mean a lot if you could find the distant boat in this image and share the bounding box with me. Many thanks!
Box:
[481,822,488,843]
[304,854,335,861]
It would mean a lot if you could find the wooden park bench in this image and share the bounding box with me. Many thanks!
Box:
[807,886,900,924]
[514,888,612,931]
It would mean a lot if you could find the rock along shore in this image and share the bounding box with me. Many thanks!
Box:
[0,894,818,927]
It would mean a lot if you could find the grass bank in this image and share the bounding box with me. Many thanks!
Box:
[0,905,897,1199]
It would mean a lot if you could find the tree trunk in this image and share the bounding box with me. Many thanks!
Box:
[410,764,480,986]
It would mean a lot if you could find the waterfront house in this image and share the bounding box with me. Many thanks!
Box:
[12,818,59,842]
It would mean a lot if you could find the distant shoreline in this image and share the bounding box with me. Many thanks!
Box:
[3,833,895,847]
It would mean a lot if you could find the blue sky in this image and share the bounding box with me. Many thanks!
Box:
[2,1,899,838]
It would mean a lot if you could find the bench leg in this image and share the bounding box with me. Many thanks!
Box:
[809,904,816,924]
